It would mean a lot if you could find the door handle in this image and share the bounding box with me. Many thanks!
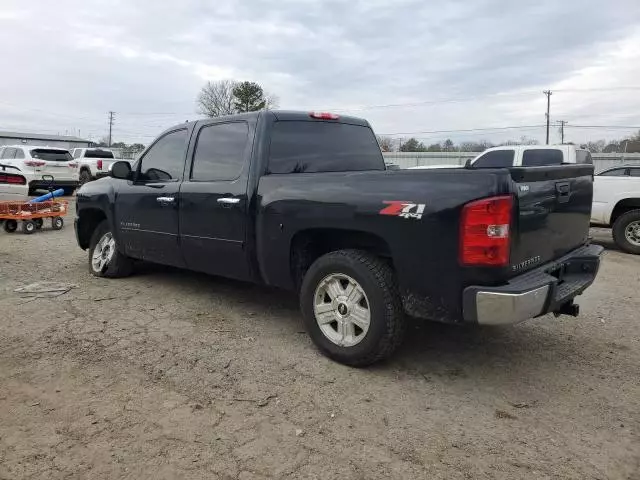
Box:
[156,196,175,205]
[217,197,240,205]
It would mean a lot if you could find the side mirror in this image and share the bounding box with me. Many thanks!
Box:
[464,158,473,168]
[111,161,132,180]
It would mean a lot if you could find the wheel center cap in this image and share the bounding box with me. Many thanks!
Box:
[337,303,348,316]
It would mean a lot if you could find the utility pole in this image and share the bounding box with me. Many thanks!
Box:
[558,120,568,144]
[543,90,552,145]
[108,111,115,147]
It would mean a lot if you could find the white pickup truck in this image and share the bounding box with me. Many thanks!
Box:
[71,148,117,185]
[590,165,640,254]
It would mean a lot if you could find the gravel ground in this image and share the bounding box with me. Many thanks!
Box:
[0,206,638,480]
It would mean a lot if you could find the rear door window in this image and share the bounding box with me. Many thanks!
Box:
[268,121,385,174]
[1,148,16,159]
[472,150,514,168]
[30,149,73,162]
[521,149,564,166]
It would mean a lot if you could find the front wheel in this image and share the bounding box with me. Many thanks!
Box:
[52,217,64,230]
[88,220,133,277]
[612,210,640,255]
[300,250,406,367]
[3,219,18,233]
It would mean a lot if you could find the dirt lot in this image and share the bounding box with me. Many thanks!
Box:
[0,205,638,479]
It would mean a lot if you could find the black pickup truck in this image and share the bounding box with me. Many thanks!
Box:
[75,110,603,366]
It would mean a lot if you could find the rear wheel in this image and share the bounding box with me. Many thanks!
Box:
[300,249,406,367]
[612,210,640,254]
[88,220,133,277]
[3,219,18,233]
[52,217,64,230]
[79,170,92,186]
[23,220,36,234]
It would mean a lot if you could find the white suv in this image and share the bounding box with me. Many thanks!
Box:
[0,145,79,195]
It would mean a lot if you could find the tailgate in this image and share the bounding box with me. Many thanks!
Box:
[31,149,76,181]
[509,164,594,275]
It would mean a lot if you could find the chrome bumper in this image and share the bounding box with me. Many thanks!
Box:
[463,244,603,325]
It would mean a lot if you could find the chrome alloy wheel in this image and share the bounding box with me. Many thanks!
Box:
[624,220,640,247]
[313,274,371,347]
[92,232,115,273]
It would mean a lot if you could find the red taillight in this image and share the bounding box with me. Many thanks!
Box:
[97,159,103,170]
[68,162,78,168]
[309,112,339,120]
[460,195,512,266]
[0,173,27,185]
[25,160,45,167]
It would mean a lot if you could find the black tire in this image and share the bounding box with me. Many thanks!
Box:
[612,209,640,255]
[300,249,406,367]
[23,220,36,234]
[88,220,133,278]
[34,218,44,229]
[3,219,18,233]
[79,170,92,185]
[52,217,64,230]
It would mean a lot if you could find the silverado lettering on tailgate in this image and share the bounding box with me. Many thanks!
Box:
[380,201,426,220]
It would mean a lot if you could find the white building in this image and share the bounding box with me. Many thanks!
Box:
[0,130,93,150]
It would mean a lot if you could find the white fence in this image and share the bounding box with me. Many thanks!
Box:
[383,152,640,173]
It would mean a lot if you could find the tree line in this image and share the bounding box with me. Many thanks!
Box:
[377,131,640,153]
[197,80,278,117]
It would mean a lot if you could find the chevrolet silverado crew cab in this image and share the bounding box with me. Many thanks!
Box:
[71,148,117,185]
[590,164,640,254]
[75,111,603,366]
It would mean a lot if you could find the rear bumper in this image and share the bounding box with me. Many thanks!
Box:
[462,244,604,325]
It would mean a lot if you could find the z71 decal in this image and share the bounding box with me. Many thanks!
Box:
[379,201,426,220]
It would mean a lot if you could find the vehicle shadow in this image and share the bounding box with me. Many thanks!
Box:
[590,227,621,252]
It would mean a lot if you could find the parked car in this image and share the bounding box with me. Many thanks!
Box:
[590,165,640,254]
[468,145,592,168]
[71,148,117,185]
[0,162,28,201]
[75,111,603,366]
[0,145,78,195]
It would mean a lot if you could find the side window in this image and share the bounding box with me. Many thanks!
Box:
[521,149,564,166]
[73,149,82,159]
[138,129,188,181]
[629,168,640,177]
[14,148,25,159]
[1,148,16,160]
[472,150,514,168]
[190,122,249,181]
[598,168,627,177]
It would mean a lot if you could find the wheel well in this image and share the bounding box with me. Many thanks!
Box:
[611,199,640,225]
[79,166,91,174]
[290,229,393,288]
[77,209,106,249]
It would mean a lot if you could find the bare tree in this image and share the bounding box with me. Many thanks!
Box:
[376,135,394,152]
[264,92,280,111]
[197,80,237,117]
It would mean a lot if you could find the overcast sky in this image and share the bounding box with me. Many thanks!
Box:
[0,0,639,146]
